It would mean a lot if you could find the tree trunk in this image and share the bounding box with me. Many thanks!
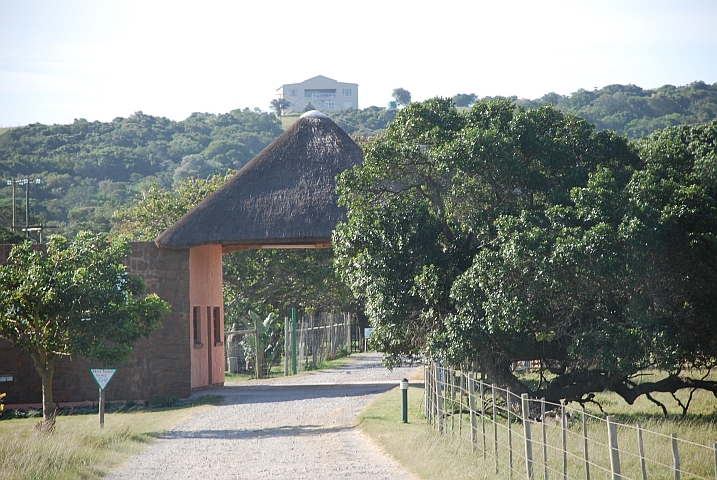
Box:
[29,348,56,431]
[478,349,529,415]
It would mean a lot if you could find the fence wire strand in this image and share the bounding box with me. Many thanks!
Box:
[424,362,716,480]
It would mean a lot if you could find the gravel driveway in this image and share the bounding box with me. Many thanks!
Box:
[107,353,419,479]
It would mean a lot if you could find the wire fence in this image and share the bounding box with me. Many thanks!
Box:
[424,361,717,480]
[285,311,356,372]
[226,311,358,376]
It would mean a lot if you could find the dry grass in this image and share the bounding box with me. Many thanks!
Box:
[0,405,210,480]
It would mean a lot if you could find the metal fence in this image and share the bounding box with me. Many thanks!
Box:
[285,311,354,373]
[425,362,717,480]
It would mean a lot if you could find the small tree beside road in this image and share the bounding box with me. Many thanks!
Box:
[0,232,170,430]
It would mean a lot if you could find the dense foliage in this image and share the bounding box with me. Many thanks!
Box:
[335,97,717,408]
[113,171,235,240]
[513,81,717,139]
[325,107,397,137]
[0,233,170,425]
[0,109,283,237]
[0,226,26,244]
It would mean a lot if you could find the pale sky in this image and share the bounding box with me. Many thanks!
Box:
[1,0,716,127]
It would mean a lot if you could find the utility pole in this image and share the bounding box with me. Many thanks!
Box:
[24,178,29,236]
[5,179,15,231]
[5,178,43,239]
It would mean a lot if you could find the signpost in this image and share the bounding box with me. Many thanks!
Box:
[364,328,375,351]
[90,368,117,429]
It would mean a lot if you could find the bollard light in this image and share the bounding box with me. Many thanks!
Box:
[400,378,409,423]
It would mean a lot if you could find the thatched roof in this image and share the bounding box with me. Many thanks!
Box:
[155,111,363,250]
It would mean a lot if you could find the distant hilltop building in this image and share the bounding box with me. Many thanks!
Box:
[277,75,358,114]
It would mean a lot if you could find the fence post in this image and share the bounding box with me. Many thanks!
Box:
[469,373,477,452]
[291,308,297,374]
[522,393,534,480]
[672,433,681,480]
[451,368,456,434]
[493,384,498,474]
[637,424,647,480]
[607,415,621,480]
[254,313,260,379]
[346,313,351,354]
[425,364,430,424]
[713,442,717,480]
[481,380,486,459]
[542,398,548,480]
[583,408,591,480]
[508,388,513,478]
[436,361,443,433]
[562,401,567,480]
[459,372,463,436]
[284,317,289,376]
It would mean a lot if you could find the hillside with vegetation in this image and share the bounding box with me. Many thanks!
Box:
[513,80,717,139]
[0,81,715,238]
[0,109,282,236]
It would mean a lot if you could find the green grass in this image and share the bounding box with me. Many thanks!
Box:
[0,405,212,480]
[280,113,300,130]
[360,368,717,480]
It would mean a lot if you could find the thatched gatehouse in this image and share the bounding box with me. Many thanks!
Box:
[0,111,363,407]
[154,110,363,391]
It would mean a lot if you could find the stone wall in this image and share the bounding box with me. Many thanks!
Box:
[0,242,192,407]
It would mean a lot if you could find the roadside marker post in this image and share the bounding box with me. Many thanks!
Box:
[90,368,117,429]
[401,378,409,423]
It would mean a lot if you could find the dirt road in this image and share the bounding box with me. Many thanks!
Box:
[107,353,418,479]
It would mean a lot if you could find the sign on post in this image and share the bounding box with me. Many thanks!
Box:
[364,328,375,351]
[90,368,116,429]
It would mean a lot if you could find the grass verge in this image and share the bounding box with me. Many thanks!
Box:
[0,402,216,480]
[357,383,487,480]
[358,369,717,480]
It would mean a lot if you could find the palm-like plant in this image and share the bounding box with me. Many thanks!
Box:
[241,311,280,378]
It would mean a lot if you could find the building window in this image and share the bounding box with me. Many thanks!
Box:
[290,89,298,96]
[324,99,335,110]
[342,88,352,96]
[305,89,336,98]
[0,374,13,382]
[213,307,222,346]
[193,306,202,347]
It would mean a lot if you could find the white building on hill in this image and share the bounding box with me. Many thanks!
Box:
[277,75,358,113]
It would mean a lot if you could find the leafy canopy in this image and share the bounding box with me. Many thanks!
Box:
[335,97,717,408]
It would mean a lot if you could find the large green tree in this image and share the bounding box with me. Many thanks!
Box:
[334,98,717,408]
[0,233,170,427]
